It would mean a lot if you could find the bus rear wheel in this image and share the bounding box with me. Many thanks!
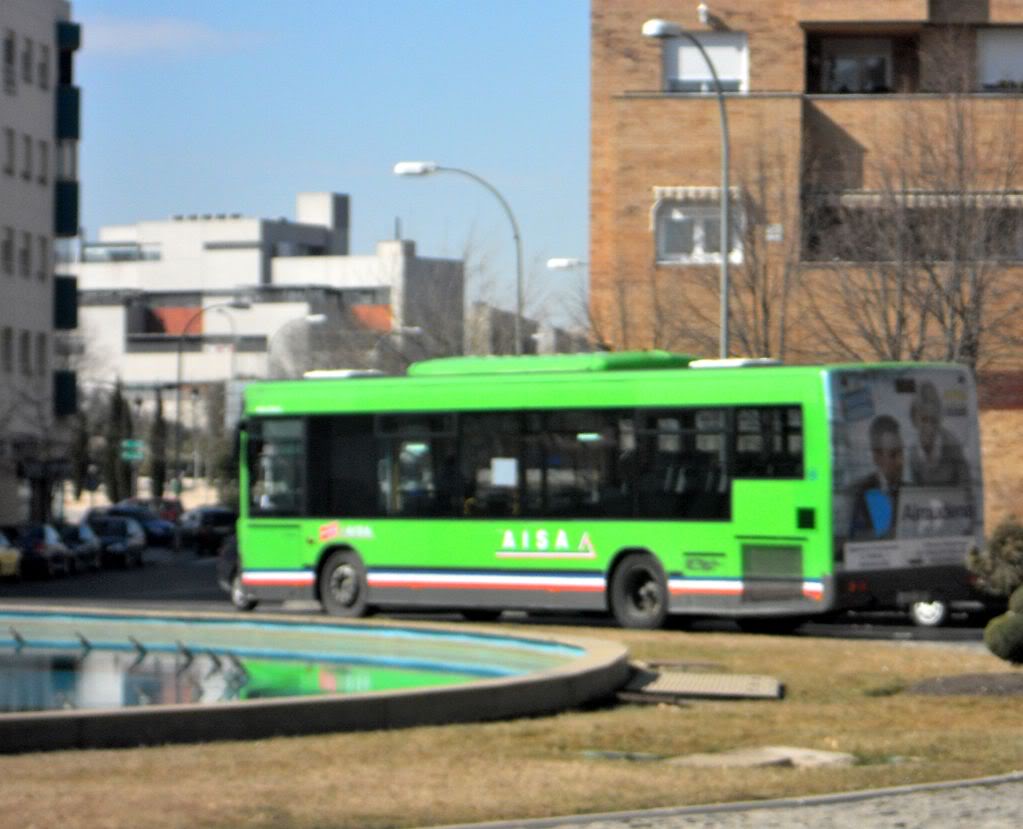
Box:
[909,599,949,628]
[609,554,668,629]
[320,551,370,617]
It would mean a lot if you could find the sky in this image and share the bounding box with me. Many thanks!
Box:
[72,0,591,320]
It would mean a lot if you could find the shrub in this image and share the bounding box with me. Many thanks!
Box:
[967,518,1023,597]
[984,585,1023,665]
[1010,583,1023,615]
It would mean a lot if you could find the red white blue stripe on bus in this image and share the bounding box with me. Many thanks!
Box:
[242,568,823,600]
[242,570,316,588]
[667,577,825,600]
[367,569,606,593]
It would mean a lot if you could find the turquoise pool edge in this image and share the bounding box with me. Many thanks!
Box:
[0,603,631,753]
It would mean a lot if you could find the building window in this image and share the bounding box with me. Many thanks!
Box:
[38,44,49,89]
[977,28,1023,91]
[37,235,48,279]
[21,37,32,84]
[19,330,31,376]
[1,328,11,372]
[653,194,742,264]
[819,38,893,93]
[21,133,31,180]
[1,227,12,274]
[803,196,1023,263]
[37,139,47,184]
[3,30,15,94]
[35,332,47,376]
[19,230,30,276]
[662,32,748,93]
[3,127,12,175]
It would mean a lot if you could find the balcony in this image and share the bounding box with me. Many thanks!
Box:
[56,21,81,52]
[798,0,928,24]
[56,85,80,140]
[54,180,79,237]
[53,370,77,418]
[54,276,78,330]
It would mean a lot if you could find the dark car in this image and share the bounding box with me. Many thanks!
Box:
[119,497,184,524]
[85,515,146,568]
[179,505,237,555]
[97,505,175,547]
[3,523,72,578]
[217,535,257,611]
[57,522,103,572]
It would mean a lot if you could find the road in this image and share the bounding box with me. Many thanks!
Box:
[0,545,990,644]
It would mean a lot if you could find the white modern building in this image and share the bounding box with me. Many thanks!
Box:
[0,0,80,523]
[70,192,464,406]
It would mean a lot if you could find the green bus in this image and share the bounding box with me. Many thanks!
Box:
[233,352,985,629]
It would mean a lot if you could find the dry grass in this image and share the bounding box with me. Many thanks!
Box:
[4,626,1023,829]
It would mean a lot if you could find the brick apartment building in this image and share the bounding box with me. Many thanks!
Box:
[590,1,1023,525]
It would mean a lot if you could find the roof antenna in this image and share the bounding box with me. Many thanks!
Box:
[394,217,402,240]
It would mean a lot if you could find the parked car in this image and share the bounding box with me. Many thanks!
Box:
[89,505,175,547]
[85,515,146,568]
[118,497,184,524]
[3,523,72,578]
[217,535,257,611]
[179,505,237,555]
[57,522,104,572]
[0,528,21,580]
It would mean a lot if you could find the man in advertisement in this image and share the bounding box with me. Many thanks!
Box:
[849,414,904,540]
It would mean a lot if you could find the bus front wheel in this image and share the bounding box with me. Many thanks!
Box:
[609,554,669,630]
[320,551,370,617]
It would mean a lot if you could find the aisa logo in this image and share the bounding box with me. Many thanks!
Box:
[496,528,596,559]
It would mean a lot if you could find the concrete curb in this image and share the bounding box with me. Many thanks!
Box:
[428,770,1023,829]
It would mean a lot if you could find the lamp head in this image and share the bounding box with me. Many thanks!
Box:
[546,257,585,270]
[698,3,710,25]
[393,161,439,177]
[305,313,328,324]
[641,18,683,39]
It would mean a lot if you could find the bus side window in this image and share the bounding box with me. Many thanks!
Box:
[634,408,730,520]
[734,406,803,479]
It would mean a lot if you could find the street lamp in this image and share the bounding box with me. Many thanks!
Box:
[266,313,328,378]
[643,16,732,358]
[173,298,251,493]
[393,160,525,355]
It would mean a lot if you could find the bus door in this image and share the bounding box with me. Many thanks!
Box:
[241,417,311,600]
[728,406,823,613]
[829,367,983,614]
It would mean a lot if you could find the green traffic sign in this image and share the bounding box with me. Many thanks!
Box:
[120,438,145,461]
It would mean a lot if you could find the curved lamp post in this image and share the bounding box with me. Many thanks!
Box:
[393,160,524,355]
[173,298,251,492]
[266,313,328,378]
[373,325,424,369]
[642,17,731,358]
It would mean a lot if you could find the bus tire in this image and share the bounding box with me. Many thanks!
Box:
[230,572,258,612]
[609,554,669,630]
[909,599,949,628]
[319,550,370,617]
[461,609,502,623]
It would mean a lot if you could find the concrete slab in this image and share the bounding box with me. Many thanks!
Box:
[667,745,857,769]
[620,665,784,703]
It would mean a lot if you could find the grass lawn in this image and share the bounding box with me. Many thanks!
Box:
[4,624,1022,829]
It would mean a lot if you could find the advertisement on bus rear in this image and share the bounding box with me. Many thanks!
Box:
[830,368,983,572]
